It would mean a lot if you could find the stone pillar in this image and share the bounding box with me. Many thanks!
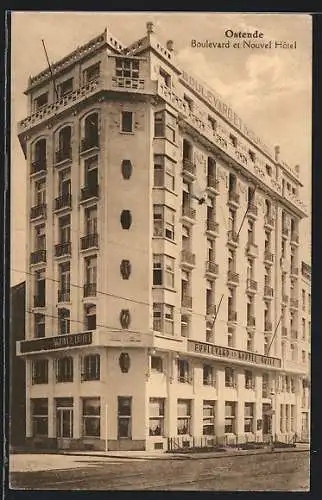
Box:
[215,368,225,437]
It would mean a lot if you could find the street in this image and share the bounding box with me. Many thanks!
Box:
[9,450,309,491]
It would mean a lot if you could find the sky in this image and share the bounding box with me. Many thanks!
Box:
[10,12,312,286]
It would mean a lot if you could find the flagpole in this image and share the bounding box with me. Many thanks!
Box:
[41,39,59,101]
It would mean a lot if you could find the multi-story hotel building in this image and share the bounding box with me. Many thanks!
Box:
[16,23,310,451]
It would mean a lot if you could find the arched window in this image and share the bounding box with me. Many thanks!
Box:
[56,126,72,163]
[32,139,47,174]
[81,113,99,152]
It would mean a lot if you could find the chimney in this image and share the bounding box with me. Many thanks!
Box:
[166,40,174,52]
[274,145,280,162]
[146,22,154,34]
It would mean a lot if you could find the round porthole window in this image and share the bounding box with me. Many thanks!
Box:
[119,352,131,373]
[120,260,131,280]
[120,309,131,329]
[120,210,132,229]
[121,159,133,180]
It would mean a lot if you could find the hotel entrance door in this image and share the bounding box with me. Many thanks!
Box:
[56,398,73,449]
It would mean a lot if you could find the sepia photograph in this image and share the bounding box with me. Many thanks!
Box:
[9,11,311,491]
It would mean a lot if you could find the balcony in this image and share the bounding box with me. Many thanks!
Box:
[30,249,46,265]
[290,297,299,309]
[246,242,258,258]
[181,249,196,268]
[264,250,274,264]
[30,203,47,220]
[83,282,97,298]
[206,175,219,193]
[80,136,99,153]
[282,227,289,238]
[182,158,196,179]
[246,278,258,293]
[228,310,237,322]
[282,327,288,337]
[181,205,196,221]
[55,242,71,258]
[264,285,274,298]
[291,329,298,340]
[227,270,239,285]
[282,294,289,304]
[206,220,219,236]
[290,232,299,245]
[33,295,45,308]
[247,202,258,217]
[247,316,256,328]
[80,233,99,251]
[290,266,299,276]
[227,230,239,246]
[80,184,99,202]
[54,193,72,211]
[58,289,71,303]
[264,215,275,229]
[206,260,219,277]
[55,147,72,164]
[228,190,240,207]
[31,158,47,175]
[265,321,273,332]
[177,374,193,384]
[181,295,192,309]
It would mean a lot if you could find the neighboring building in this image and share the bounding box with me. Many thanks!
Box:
[299,261,311,441]
[16,23,310,451]
[10,281,26,448]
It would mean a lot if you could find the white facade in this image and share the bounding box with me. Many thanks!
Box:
[17,24,310,452]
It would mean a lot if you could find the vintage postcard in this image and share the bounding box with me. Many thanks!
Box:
[9,11,311,491]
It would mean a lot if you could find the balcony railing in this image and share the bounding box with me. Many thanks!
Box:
[181,295,192,309]
[177,374,193,384]
[264,286,274,298]
[228,191,240,204]
[264,250,274,263]
[264,215,275,228]
[247,278,258,291]
[228,310,237,322]
[290,298,299,309]
[291,232,299,244]
[206,220,219,234]
[55,242,71,258]
[30,203,47,220]
[81,233,99,250]
[203,376,216,387]
[282,327,288,337]
[81,184,99,201]
[247,202,258,216]
[182,205,196,220]
[83,282,97,297]
[206,260,219,275]
[80,136,99,153]
[30,249,46,265]
[181,249,196,267]
[55,147,72,164]
[227,230,239,245]
[265,321,273,332]
[31,158,47,175]
[245,380,256,390]
[227,270,239,284]
[54,193,72,211]
[182,158,196,177]
[207,175,219,191]
[58,289,71,303]
[33,295,45,308]
[111,76,145,90]
[247,316,256,327]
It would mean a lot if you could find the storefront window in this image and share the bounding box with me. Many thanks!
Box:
[225,401,236,433]
[244,403,254,432]
[82,398,100,437]
[149,398,165,436]
[118,397,132,438]
[177,399,191,435]
[31,398,48,436]
[203,401,215,435]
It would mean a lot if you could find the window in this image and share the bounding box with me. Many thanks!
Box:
[153,255,162,285]
[85,256,97,285]
[58,78,73,98]
[81,354,100,381]
[118,396,132,438]
[183,138,193,161]
[149,398,165,436]
[225,402,236,433]
[55,357,73,383]
[59,261,70,295]
[225,367,235,388]
[290,377,295,393]
[116,58,139,79]
[308,294,311,314]
[229,134,237,148]
[58,168,71,196]
[164,305,174,335]
[281,239,286,258]
[35,178,46,206]
[153,205,175,240]
[178,359,191,383]
[121,111,133,133]
[152,255,175,288]
[228,327,235,347]
[290,343,297,362]
[84,156,98,191]
[262,373,269,397]
[82,398,100,437]
[58,308,70,335]
[153,155,175,191]
[247,220,254,244]
[31,398,48,436]
[154,112,165,137]
[153,303,174,335]
[203,365,215,386]
[159,67,171,87]
[291,405,296,432]
[33,138,47,164]
[34,92,48,111]
[83,62,100,83]
[228,209,236,233]
[302,350,306,363]
[207,238,215,262]
[247,331,254,352]
[203,401,215,435]
[34,313,45,338]
[177,399,191,435]
[35,224,46,251]
[85,304,96,331]
[82,114,99,149]
[85,205,97,235]
[244,403,254,432]
[245,370,254,389]
[34,269,45,307]
[151,356,163,373]
[248,150,256,162]
[32,359,48,384]
[184,94,193,112]
[280,404,285,433]
[265,164,272,176]
[56,127,72,163]
[208,115,217,131]
[59,215,71,244]
[302,289,306,311]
